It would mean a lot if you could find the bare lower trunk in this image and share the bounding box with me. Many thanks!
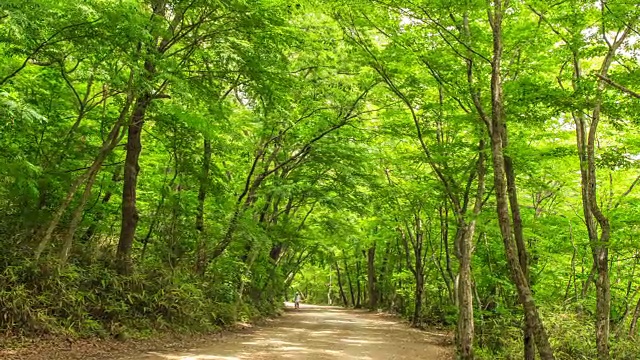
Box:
[378,241,391,306]
[490,114,554,360]
[34,172,89,259]
[488,3,554,358]
[456,225,476,360]
[412,268,424,327]
[344,257,356,306]
[367,246,378,310]
[195,139,212,275]
[59,169,101,264]
[629,296,640,337]
[116,94,151,274]
[595,254,610,359]
[504,154,534,360]
[355,259,362,308]
[336,262,348,307]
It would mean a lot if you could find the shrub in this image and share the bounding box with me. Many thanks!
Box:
[0,260,269,338]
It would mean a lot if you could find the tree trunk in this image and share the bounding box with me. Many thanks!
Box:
[367,245,378,310]
[355,258,362,308]
[569,29,625,357]
[195,138,212,275]
[116,93,152,274]
[456,225,475,360]
[438,204,454,303]
[336,262,348,307]
[629,296,640,338]
[443,210,456,303]
[59,168,101,264]
[488,3,555,359]
[412,265,424,328]
[34,100,131,260]
[505,150,535,360]
[344,257,356,306]
[378,241,391,307]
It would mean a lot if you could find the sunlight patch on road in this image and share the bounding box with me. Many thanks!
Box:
[340,338,384,344]
[241,338,302,346]
[325,319,355,324]
[146,353,240,360]
[309,330,337,336]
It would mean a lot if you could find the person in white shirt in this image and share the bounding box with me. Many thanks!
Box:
[294,292,303,309]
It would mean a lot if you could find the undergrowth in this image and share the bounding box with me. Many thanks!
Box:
[474,308,640,360]
[0,259,278,340]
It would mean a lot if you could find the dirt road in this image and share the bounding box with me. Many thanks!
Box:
[131,304,453,360]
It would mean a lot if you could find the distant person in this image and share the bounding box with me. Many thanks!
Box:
[294,292,303,310]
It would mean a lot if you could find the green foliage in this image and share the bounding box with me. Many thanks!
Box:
[0,260,275,337]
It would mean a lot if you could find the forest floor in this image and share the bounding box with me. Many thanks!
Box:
[1,304,454,359]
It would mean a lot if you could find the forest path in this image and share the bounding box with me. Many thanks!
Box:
[129,304,453,360]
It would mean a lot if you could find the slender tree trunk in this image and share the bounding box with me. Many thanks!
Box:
[565,224,578,301]
[438,205,454,302]
[195,139,212,275]
[488,3,555,359]
[378,241,391,307]
[582,262,597,298]
[629,296,640,338]
[443,209,456,303]
[355,258,362,308]
[335,262,348,307]
[412,265,424,328]
[411,215,425,327]
[116,93,152,274]
[569,27,628,356]
[456,139,485,360]
[34,99,131,260]
[367,245,378,310]
[504,150,535,360]
[115,0,170,274]
[59,168,101,264]
[34,172,90,259]
[456,225,475,359]
[344,257,356,306]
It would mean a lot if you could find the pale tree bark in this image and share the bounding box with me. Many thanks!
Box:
[532,7,638,357]
[455,139,485,360]
[572,26,632,360]
[486,2,555,359]
[583,27,635,357]
[504,121,535,360]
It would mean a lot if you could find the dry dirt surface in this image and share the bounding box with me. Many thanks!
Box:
[126,304,453,360]
[1,304,453,360]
